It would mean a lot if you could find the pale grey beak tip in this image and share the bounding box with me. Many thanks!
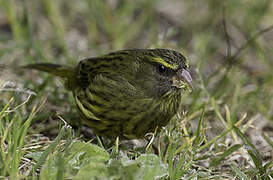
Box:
[181,69,193,89]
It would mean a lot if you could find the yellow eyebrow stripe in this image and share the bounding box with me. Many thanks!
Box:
[151,57,178,70]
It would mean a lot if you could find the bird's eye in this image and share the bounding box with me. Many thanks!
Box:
[158,65,167,74]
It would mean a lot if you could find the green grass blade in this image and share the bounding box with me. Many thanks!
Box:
[194,104,206,146]
[230,164,250,180]
[198,126,233,152]
[262,132,273,148]
[210,144,242,167]
[233,126,267,178]
[31,125,68,177]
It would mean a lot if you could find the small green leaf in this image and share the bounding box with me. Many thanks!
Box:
[76,153,167,180]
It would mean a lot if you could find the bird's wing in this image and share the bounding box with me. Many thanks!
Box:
[90,74,146,100]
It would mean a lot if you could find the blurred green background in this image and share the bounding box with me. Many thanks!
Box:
[0,0,273,179]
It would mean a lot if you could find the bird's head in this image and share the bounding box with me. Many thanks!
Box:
[128,49,193,98]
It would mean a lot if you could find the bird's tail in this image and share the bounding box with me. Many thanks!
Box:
[24,63,77,90]
[24,63,74,78]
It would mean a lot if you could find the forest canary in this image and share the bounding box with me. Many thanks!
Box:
[26,49,193,139]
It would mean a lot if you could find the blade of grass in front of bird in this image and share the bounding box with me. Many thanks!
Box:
[198,127,231,152]
[0,99,21,176]
[0,97,14,119]
[0,98,14,161]
[173,148,190,179]
[211,97,228,128]
[0,120,13,176]
[198,112,246,152]
[4,117,18,178]
[110,136,119,157]
[174,136,195,156]
[225,105,238,142]
[194,104,206,147]
[230,163,250,180]
[180,159,194,178]
[96,135,105,150]
[31,125,68,178]
[210,144,242,167]
[0,98,41,178]
[263,161,273,175]
[262,132,273,148]
[18,99,45,152]
[233,126,267,179]
[167,142,175,179]
[55,150,65,180]
[12,105,39,178]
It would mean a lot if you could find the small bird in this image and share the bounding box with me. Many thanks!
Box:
[26,49,192,139]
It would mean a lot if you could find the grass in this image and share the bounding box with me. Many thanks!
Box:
[0,0,273,179]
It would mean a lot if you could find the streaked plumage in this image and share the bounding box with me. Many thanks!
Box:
[26,49,192,139]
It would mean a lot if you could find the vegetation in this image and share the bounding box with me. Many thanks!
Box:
[0,0,272,179]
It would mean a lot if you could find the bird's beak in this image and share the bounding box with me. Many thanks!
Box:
[172,69,193,91]
[179,69,193,89]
